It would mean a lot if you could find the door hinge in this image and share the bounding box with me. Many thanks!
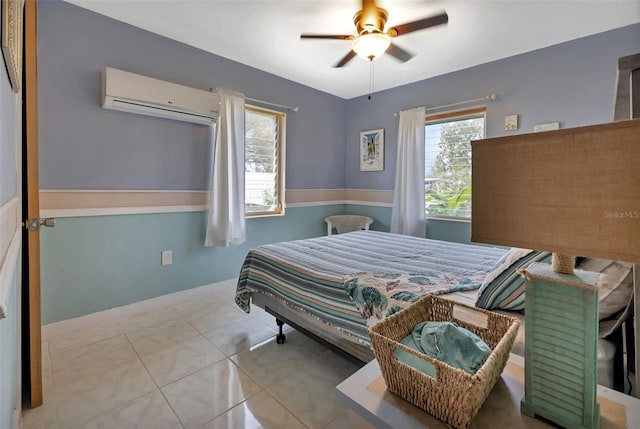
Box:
[23,218,56,231]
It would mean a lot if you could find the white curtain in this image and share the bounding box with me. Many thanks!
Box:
[205,90,246,247]
[390,107,426,237]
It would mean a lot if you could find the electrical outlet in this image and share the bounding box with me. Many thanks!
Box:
[161,250,173,266]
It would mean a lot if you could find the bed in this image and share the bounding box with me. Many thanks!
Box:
[235,229,630,392]
[234,230,508,362]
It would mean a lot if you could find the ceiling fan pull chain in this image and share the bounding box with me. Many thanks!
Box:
[368,58,374,100]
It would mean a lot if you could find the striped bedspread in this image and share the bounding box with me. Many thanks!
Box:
[235,231,506,345]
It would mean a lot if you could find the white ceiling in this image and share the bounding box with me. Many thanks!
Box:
[65,0,640,99]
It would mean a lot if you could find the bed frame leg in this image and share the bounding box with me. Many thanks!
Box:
[275,318,286,344]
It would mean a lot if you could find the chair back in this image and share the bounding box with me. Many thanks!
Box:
[324,215,374,236]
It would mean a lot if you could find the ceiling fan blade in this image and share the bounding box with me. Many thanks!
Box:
[334,50,357,68]
[300,34,354,40]
[387,43,414,63]
[388,12,448,37]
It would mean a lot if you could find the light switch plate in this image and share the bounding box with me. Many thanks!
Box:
[161,250,172,266]
[505,114,518,131]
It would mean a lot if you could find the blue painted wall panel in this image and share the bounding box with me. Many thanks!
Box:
[344,205,391,233]
[344,205,472,244]
[40,205,344,324]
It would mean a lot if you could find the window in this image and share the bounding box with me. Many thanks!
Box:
[424,108,485,219]
[245,105,285,216]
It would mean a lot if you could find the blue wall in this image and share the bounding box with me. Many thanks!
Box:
[37,1,640,324]
[38,1,347,191]
[345,204,471,244]
[40,205,343,324]
[37,1,351,323]
[345,23,639,241]
[345,23,640,191]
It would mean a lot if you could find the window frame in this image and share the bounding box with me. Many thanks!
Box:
[424,107,486,221]
[244,104,286,218]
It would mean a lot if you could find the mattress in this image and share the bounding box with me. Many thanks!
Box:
[235,230,507,346]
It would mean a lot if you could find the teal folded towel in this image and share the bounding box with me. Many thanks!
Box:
[395,321,491,377]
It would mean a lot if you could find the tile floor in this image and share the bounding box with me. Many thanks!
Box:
[23,283,375,429]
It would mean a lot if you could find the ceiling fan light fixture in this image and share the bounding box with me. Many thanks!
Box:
[351,33,391,60]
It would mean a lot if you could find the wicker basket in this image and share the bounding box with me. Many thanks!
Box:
[369,295,520,429]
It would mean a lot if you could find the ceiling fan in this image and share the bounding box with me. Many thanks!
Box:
[301,0,448,67]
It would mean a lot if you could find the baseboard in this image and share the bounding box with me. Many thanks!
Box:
[41,278,238,340]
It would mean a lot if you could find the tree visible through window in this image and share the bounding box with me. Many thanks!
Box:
[425,108,485,218]
[245,105,285,216]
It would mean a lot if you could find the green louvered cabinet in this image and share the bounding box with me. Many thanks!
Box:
[520,263,600,429]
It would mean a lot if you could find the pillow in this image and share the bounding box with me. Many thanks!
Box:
[477,252,634,323]
[577,258,633,321]
[475,248,551,311]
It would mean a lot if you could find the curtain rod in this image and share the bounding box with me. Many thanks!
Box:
[246,97,299,112]
[209,88,299,112]
[393,94,497,117]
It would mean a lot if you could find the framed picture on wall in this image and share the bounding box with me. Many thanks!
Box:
[2,0,24,93]
[360,128,384,171]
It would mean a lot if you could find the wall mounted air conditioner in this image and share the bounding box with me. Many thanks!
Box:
[102,67,219,125]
